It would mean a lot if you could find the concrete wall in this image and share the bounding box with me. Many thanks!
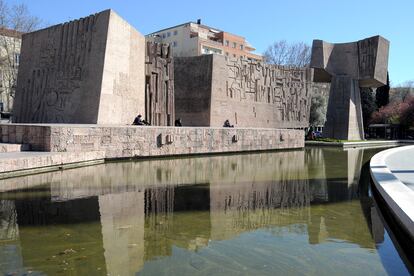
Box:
[98,10,145,124]
[0,124,304,159]
[13,10,145,124]
[174,56,212,126]
[175,55,313,128]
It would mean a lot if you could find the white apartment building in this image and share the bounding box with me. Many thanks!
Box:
[0,28,22,114]
[146,20,262,61]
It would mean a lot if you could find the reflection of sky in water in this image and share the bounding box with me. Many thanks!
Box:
[0,147,411,275]
[140,229,386,276]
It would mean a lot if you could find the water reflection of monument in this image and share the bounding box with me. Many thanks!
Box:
[0,148,380,274]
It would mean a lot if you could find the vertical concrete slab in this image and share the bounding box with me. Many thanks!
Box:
[13,10,146,125]
[98,10,145,124]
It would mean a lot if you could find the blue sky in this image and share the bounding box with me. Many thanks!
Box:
[7,0,413,86]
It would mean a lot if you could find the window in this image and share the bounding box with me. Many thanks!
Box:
[167,32,171,37]
[202,46,222,55]
[232,42,236,48]
[173,41,177,47]
[225,40,229,46]
[240,44,244,50]
[162,33,166,39]
[173,30,178,36]
[233,54,236,58]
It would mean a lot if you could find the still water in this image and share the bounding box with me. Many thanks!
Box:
[0,147,411,275]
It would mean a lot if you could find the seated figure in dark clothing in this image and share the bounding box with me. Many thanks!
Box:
[133,114,145,125]
[175,118,182,127]
[223,119,234,128]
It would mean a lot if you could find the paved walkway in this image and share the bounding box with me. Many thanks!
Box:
[384,147,414,190]
[306,139,414,148]
[370,145,414,240]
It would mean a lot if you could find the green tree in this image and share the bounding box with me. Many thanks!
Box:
[361,87,377,127]
[375,72,390,108]
[309,94,327,126]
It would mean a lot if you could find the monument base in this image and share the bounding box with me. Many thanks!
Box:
[0,124,304,159]
[323,76,364,140]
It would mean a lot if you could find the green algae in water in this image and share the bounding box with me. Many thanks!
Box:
[0,148,411,275]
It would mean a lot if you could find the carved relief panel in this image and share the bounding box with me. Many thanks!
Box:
[225,59,312,125]
[145,42,175,126]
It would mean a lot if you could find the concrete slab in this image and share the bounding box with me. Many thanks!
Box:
[0,151,105,179]
[0,143,29,153]
[0,124,305,159]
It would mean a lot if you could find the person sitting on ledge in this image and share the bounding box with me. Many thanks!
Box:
[223,119,234,128]
[132,114,150,126]
[175,118,182,127]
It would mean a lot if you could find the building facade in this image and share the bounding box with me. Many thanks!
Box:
[146,21,262,61]
[0,28,23,114]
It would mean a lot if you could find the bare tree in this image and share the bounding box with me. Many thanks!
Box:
[0,0,40,112]
[390,80,414,103]
[263,40,311,67]
[0,1,40,32]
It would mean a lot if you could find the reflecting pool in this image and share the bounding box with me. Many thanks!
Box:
[0,147,411,275]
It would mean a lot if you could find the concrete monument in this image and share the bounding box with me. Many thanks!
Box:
[311,35,389,140]
[145,42,175,126]
[13,10,146,124]
[175,55,313,128]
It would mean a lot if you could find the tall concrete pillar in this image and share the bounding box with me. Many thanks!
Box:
[324,76,364,140]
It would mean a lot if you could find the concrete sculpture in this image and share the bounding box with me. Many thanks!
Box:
[175,55,313,128]
[310,36,389,140]
[145,42,175,126]
[13,10,146,124]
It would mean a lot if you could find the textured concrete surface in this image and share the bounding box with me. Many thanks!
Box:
[0,151,105,175]
[323,76,364,140]
[0,143,29,153]
[13,10,145,125]
[311,36,390,140]
[0,124,304,159]
[174,55,213,126]
[370,146,414,240]
[175,55,313,128]
[145,42,175,126]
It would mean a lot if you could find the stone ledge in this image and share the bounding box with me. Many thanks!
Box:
[0,143,30,153]
[306,140,414,149]
[0,151,106,179]
[0,124,305,159]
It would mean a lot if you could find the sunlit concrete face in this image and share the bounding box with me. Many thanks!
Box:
[310,36,390,140]
[13,10,145,124]
[174,55,313,128]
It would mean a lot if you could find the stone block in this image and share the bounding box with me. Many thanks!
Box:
[175,55,312,128]
[13,10,145,124]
